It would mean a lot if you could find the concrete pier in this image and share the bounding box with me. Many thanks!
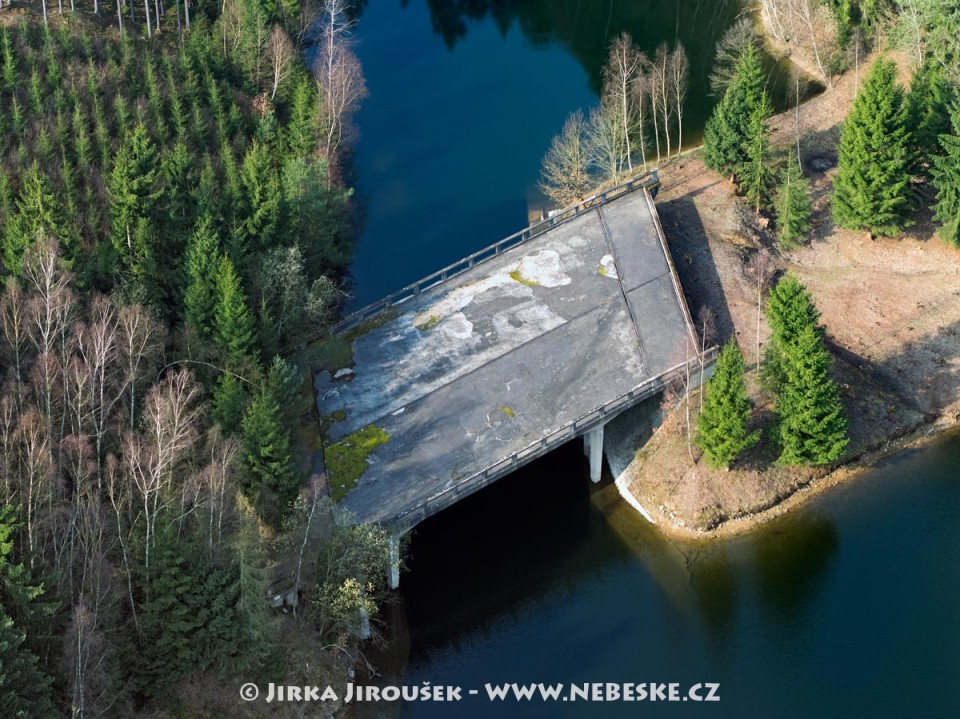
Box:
[387,535,401,590]
[584,423,606,483]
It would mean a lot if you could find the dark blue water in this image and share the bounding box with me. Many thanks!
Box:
[347,0,747,307]
[387,433,960,718]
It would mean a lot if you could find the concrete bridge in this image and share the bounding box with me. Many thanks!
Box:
[311,173,707,587]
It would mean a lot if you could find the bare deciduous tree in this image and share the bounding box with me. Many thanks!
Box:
[1,278,31,409]
[126,368,201,574]
[16,408,53,564]
[588,102,627,185]
[696,306,717,409]
[267,25,294,101]
[539,109,592,207]
[602,33,648,173]
[747,248,775,367]
[314,0,368,179]
[117,303,163,433]
[670,43,689,157]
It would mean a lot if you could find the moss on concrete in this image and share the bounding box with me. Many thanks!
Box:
[509,269,539,286]
[310,311,399,375]
[496,405,515,419]
[415,314,441,331]
[326,425,390,502]
[320,409,348,435]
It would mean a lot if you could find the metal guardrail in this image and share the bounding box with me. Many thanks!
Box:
[326,171,661,338]
[385,346,717,531]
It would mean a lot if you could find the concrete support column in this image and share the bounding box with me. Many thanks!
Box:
[387,535,401,590]
[358,607,371,639]
[585,423,605,483]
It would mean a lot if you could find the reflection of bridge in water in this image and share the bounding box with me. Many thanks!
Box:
[312,173,710,586]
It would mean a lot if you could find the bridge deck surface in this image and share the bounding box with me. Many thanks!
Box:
[314,189,696,526]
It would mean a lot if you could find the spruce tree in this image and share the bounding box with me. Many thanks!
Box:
[0,610,57,718]
[183,215,221,337]
[107,124,162,284]
[696,341,759,469]
[703,42,766,179]
[229,497,282,675]
[0,506,57,718]
[906,60,955,170]
[241,380,300,518]
[3,162,69,274]
[212,372,249,436]
[236,140,282,258]
[776,324,848,466]
[767,273,821,349]
[774,152,813,248]
[932,104,960,247]
[832,58,913,236]
[740,90,774,213]
[213,254,256,366]
[762,273,821,395]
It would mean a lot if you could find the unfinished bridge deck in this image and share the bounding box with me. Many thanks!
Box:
[313,174,701,529]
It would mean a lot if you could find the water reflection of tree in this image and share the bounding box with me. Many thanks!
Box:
[752,514,839,619]
[689,546,739,639]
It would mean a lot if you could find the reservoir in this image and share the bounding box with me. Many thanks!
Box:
[344,2,957,717]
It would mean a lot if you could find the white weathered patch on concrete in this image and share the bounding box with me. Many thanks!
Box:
[600,254,619,279]
[441,312,474,339]
[514,249,571,288]
[413,271,527,329]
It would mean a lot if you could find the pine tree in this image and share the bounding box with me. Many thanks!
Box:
[774,152,813,248]
[213,254,256,366]
[183,215,221,337]
[740,90,774,213]
[775,324,848,466]
[932,104,960,247]
[703,42,766,179]
[832,58,913,236]
[241,380,299,518]
[695,341,759,469]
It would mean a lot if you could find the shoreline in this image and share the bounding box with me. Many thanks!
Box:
[626,415,959,543]
[615,12,960,544]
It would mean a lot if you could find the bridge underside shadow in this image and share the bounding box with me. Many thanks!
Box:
[311,176,705,557]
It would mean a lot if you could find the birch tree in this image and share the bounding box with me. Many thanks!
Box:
[538,109,592,207]
[601,33,648,173]
[670,43,689,157]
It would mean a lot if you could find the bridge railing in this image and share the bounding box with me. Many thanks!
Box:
[325,170,661,338]
[386,346,717,531]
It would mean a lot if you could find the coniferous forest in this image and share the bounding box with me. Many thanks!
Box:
[0,1,389,716]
